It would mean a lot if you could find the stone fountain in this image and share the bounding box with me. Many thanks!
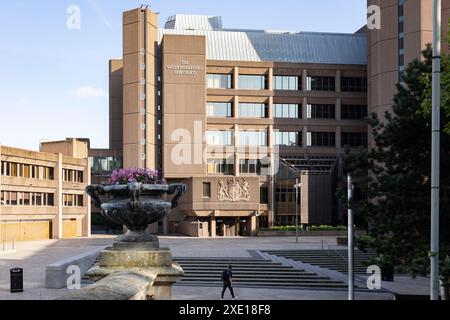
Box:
[82,181,186,300]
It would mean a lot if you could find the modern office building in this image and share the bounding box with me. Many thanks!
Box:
[90,7,369,237]
[0,139,91,241]
[367,0,450,140]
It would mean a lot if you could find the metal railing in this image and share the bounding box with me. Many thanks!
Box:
[1,239,15,253]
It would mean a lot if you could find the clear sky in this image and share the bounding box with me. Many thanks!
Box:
[0,0,367,151]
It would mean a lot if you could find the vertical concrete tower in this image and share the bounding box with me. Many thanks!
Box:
[367,0,450,144]
[122,8,159,169]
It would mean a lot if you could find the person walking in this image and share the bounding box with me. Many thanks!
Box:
[221,265,238,300]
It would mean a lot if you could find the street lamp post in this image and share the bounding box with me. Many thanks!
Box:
[294,179,302,244]
[347,174,354,300]
[431,0,441,301]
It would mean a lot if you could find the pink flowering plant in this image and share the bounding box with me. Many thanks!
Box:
[109,168,164,185]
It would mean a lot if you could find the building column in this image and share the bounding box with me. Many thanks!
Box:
[82,157,91,237]
[210,215,216,237]
[268,96,273,120]
[303,126,309,148]
[302,97,308,119]
[233,67,239,89]
[336,70,341,93]
[268,68,273,91]
[249,214,257,236]
[336,98,342,121]
[53,153,63,239]
[336,127,342,149]
[233,95,239,118]
[302,69,308,91]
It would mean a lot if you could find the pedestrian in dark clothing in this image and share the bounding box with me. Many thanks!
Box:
[221,265,237,300]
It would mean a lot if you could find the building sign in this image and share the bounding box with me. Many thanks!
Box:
[166,59,204,76]
[217,178,251,202]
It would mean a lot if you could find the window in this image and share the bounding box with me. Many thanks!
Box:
[202,183,211,198]
[341,77,367,92]
[238,75,266,90]
[238,130,268,147]
[63,194,84,207]
[275,188,295,203]
[273,104,301,119]
[239,159,268,175]
[238,103,267,118]
[307,76,335,91]
[273,76,300,90]
[307,104,335,119]
[206,130,233,146]
[273,132,302,147]
[308,132,336,147]
[207,102,232,117]
[260,187,269,204]
[207,74,232,89]
[63,169,84,182]
[341,132,368,148]
[341,105,368,120]
[91,157,123,176]
[207,159,233,175]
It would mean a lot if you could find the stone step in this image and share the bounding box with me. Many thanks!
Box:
[181,274,331,280]
[177,281,348,289]
[177,264,289,269]
[180,277,344,284]
[182,270,313,275]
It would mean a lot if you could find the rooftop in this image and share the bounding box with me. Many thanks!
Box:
[160,14,367,65]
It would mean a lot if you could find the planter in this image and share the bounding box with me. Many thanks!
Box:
[86,182,186,243]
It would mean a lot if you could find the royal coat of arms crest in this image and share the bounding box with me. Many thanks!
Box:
[217,178,251,202]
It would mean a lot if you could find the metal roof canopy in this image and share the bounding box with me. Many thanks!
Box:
[159,14,367,65]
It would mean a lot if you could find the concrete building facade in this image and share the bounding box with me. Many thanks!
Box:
[367,0,450,137]
[0,139,90,241]
[91,8,369,237]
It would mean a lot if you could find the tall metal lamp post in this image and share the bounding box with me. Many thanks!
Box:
[294,179,302,244]
[430,0,441,301]
[347,174,354,300]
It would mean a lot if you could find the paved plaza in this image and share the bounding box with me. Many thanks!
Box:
[0,235,429,300]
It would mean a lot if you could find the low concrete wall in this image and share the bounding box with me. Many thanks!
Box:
[257,230,367,237]
[57,270,156,300]
[45,247,106,289]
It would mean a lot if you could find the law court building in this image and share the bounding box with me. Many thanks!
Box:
[88,7,371,237]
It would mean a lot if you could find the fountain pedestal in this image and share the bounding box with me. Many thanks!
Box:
[84,182,187,300]
[86,241,183,300]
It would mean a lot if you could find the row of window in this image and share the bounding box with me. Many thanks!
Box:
[206,158,270,175]
[275,188,300,203]
[207,102,367,120]
[207,74,367,92]
[1,161,54,180]
[206,131,366,148]
[0,191,54,206]
[0,191,85,207]
[63,169,84,183]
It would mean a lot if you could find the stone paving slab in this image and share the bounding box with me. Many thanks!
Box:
[0,235,430,300]
[172,285,394,300]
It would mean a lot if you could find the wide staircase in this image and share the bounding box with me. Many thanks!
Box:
[173,257,347,289]
[263,250,376,274]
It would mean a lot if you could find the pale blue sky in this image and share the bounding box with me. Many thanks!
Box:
[0,0,366,151]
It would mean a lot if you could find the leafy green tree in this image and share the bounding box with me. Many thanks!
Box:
[343,45,450,281]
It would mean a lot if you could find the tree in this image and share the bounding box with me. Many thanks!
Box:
[343,45,450,280]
